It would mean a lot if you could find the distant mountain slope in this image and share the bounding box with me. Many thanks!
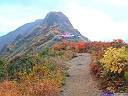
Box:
[0,12,89,58]
[0,19,43,50]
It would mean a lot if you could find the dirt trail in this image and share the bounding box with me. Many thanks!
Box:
[61,53,101,96]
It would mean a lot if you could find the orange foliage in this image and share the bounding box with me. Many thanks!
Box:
[21,79,61,96]
[53,41,88,52]
[52,42,67,50]
[0,81,22,96]
[0,79,61,96]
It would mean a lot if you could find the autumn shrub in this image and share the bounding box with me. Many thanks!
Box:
[19,79,61,96]
[18,64,50,80]
[40,46,64,58]
[0,79,61,96]
[112,39,126,48]
[100,47,128,74]
[90,63,100,75]
[90,46,128,92]
[87,40,128,92]
[113,39,125,44]
[7,55,36,79]
[0,44,73,96]
[85,40,126,54]
[18,61,63,96]
[5,55,64,96]
[52,42,67,51]
[52,41,88,53]
[62,50,77,60]
[0,81,22,96]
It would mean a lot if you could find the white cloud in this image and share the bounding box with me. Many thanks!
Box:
[0,0,128,41]
[0,5,47,36]
[97,0,128,6]
[0,16,32,35]
[111,0,128,6]
[63,1,128,41]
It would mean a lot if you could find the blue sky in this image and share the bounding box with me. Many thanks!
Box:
[0,0,128,41]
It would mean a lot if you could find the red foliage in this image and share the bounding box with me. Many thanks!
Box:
[113,39,124,44]
[53,39,126,53]
[76,42,87,49]
[90,63,100,75]
[63,41,88,52]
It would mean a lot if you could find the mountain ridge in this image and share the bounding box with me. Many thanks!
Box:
[0,19,44,50]
[0,11,89,57]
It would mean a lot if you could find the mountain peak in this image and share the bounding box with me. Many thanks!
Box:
[43,12,73,29]
[0,12,89,56]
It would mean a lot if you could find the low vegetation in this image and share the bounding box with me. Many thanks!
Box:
[0,39,127,95]
[89,39,128,93]
[0,46,76,96]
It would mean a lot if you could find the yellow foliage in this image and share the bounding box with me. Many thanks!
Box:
[63,50,77,60]
[100,47,128,73]
[18,62,64,84]
[18,64,52,80]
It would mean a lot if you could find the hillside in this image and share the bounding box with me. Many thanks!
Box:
[0,12,89,58]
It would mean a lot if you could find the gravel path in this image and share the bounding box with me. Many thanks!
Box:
[61,53,101,96]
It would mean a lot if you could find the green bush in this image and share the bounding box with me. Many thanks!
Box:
[124,71,128,81]
[0,59,6,80]
[7,47,64,80]
[40,46,64,57]
[7,55,34,79]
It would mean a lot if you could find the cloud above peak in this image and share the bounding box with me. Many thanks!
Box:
[97,0,128,6]
[63,1,128,41]
[0,0,128,41]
